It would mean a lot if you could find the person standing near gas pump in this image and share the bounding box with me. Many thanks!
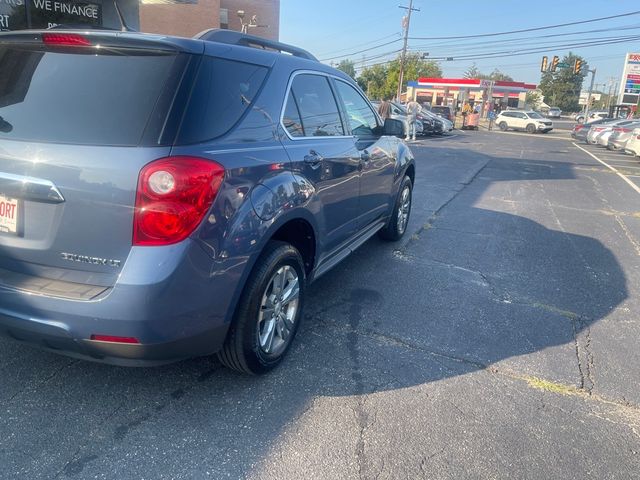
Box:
[462,101,472,128]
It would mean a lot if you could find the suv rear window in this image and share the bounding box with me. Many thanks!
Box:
[0,45,180,146]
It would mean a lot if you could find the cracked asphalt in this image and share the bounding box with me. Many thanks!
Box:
[1,130,640,479]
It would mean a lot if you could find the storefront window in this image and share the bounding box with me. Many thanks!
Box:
[1,0,101,31]
[219,7,227,29]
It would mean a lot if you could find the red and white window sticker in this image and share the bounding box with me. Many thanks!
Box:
[0,195,18,234]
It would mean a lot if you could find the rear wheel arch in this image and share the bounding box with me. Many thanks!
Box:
[405,163,415,187]
[269,217,316,275]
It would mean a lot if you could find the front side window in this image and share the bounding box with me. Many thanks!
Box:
[527,112,544,119]
[335,81,379,137]
[287,74,344,137]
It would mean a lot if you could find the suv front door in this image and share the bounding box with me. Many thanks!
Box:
[280,73,361,256]
[333,79,395,229]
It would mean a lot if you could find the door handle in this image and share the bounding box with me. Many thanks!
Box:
[304,150,323,166]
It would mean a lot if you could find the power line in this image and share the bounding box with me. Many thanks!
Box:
[414,34,640,62]
[408,10,640,40]
[316,32,401,57]
[409,23,640,52]
[319,39,401,62]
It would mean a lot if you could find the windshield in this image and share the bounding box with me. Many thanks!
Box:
[0,45,179,146]
[527,112,544,119]
[392,102,407,114]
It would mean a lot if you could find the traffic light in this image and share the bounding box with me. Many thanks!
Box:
[550,56,559,72]
[574,59,583,74]
[540,56,548,73]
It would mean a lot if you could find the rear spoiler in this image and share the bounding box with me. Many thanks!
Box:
[0,30,205,54]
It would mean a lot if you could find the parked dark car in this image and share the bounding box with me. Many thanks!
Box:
[0,29,415,374]
[418,113,435,135]
[430,105,454,123]
[421,110,446,135]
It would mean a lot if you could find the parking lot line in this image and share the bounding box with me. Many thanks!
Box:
[597,158,640,163]
[491,131,572,141]
[573,143,640,195]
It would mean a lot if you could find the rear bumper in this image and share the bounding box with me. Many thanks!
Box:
[0,240,249,365]
[0,311,229,366]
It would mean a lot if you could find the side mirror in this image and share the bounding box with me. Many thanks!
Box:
[383,118,404,137]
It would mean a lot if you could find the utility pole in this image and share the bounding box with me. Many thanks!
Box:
[584,67,596,121]
[606,77,617,111]
[396,0,419,102]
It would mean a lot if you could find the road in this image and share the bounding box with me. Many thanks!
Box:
[1,130,640,479]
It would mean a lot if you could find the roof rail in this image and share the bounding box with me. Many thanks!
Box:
[194,29,318,62]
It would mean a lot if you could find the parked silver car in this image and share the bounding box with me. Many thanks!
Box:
[608,122,640,150]
[587,119,636,145]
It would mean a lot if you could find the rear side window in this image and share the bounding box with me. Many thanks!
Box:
[177,57,268,144]
[0,45,179,146]
[286,74,344,137]
[282,91,304,137]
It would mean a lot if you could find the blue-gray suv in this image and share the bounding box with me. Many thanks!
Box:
[0,29,415,373]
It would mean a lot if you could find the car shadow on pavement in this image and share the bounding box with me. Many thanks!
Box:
[0,150,629,478]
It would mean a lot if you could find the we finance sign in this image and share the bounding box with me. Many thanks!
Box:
[30,0,101,28]
[0,0,101,30]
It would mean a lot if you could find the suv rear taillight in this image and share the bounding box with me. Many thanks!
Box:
[133,156,225,246]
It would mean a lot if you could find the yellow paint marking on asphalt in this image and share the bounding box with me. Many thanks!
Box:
[573,142,640,195]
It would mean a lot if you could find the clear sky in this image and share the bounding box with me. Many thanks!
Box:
[280,0,640,93]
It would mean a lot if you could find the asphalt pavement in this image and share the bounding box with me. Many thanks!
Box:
[1,130,640,479]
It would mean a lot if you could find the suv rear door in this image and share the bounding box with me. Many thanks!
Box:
[0,34,190,286]
[280,72,360,256]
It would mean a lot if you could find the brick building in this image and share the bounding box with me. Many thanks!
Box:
[140,0,280,40]
[1,0,280,40]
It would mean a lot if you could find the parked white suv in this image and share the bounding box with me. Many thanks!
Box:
[496,110,553,133]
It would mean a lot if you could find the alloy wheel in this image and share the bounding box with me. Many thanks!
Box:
[397,185,411,235]
[257,265,300,355]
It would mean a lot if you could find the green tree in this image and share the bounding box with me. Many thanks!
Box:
[525,91,542,109]
[336,59,356,79]
[463,63,481,79]
[538,52,587,112]
[358,53,442,100]
[357,63,388,99]
[487,69,514,82]
[464,64,513,81]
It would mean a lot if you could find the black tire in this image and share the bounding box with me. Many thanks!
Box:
[218,241,306,375]
[379,175,412,241]
[499,122,508,131]
[526,124,536,134]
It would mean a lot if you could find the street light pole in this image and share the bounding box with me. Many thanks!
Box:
[584,68,596,121]
[396,0,419,102]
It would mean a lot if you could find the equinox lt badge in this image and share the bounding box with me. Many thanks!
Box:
[60,252,122,268]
